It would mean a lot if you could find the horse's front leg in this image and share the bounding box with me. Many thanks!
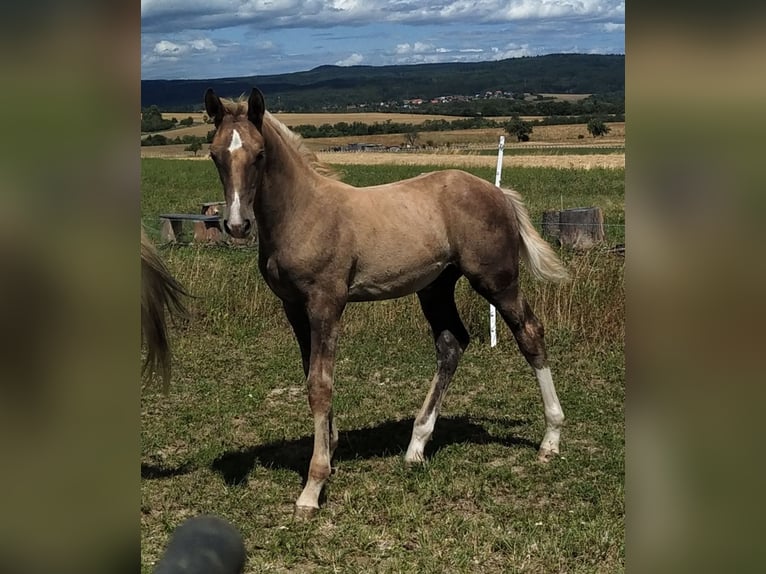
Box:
[294,293,345,519]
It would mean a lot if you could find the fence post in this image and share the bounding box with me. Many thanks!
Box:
[490,135,505,347]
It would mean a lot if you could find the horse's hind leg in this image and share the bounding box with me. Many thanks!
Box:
[490,286,564,462]
[405,267,469,463]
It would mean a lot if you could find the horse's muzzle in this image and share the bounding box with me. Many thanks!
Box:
[224,219,253,239]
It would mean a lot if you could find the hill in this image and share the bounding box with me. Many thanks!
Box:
[141,54,624,113]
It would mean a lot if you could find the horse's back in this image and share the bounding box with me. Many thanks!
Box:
[337,168,520,300]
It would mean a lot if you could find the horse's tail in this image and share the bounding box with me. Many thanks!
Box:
[141,228,189,390]
[502,187,570,283]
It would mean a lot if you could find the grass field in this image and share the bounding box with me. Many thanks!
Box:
[141,158,625,572]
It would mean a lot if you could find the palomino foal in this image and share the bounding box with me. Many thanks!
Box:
[204,87,569,518]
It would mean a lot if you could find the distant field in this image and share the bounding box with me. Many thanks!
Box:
[141,121,625,169]
[151,112,548,140]
[537,93,592,102]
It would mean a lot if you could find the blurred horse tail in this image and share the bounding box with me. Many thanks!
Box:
[141,228,188,390]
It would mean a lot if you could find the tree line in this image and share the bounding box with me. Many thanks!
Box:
[141,114,618,151]
[141,105,196,133]
[291,113,622,139]
[141,54,624,111]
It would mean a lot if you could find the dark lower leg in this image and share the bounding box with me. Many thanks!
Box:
[283,302,311,377]
[406,274,469,462]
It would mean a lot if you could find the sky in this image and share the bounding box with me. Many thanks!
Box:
[141,0,625,80]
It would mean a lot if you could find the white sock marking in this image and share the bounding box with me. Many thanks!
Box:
[535,367,563,425]
[405,410,437,462]
[535,367,564,453]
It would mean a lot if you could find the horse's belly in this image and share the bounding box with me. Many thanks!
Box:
[348,261,449,301]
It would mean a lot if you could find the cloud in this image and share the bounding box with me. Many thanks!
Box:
[154,40,184,57]
[149,37,218,59]
[395,42,436,55]
[141,0,625,33]
[140,1,624,78]
[335,52,364,66]
[189,38,218,52]
[490,44,533,60]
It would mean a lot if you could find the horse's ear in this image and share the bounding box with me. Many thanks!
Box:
[248,88,265,132]
[204,88,223,127]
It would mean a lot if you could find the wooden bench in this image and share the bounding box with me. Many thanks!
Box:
[159,213,223,243]
[200,201,226,216]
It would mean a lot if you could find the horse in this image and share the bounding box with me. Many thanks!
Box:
[141,228,188,390]
[204,87,570,518]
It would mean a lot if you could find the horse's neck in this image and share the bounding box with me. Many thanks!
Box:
[256,122,319,241]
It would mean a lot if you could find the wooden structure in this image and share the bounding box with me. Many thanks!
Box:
[542,207,604,249]
[159,201,226,243]
[159,213,223,243]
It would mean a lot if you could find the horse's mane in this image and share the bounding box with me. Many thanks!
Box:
[219,96,339,180]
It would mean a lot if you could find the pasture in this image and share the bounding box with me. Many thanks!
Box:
[147,111,625,152]
[141,158,624,572]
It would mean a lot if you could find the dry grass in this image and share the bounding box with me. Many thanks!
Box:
[316,152,624,170]
[154,112,494,140]
[141,121,625,170]
[140,146,624,169]
[150,112,623,143]
[141,160,624,573]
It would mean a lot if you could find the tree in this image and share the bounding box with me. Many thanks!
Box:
[587,117,611,137]
[404,128,419,148]
[184,141,202,156]
[141,134,168,146]
[141,105,176,132]
[504,116,533,142]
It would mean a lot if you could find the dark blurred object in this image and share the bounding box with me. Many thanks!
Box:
[153,515,246,574]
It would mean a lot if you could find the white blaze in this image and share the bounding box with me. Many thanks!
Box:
[228,128,243,152]
[227,129,244,226]
[229,191,243,226]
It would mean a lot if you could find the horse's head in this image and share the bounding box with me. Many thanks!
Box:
[204,87,266,239]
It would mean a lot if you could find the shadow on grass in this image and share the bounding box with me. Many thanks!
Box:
[140,462,194,480]
[210,415,535,486]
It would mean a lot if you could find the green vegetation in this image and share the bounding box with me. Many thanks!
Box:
[141,129,216,147]
[504,116,534,142]
[141,54,624,113]
[141,105,176,132]
[141,158,624,573]
[587,118,612,137]
[184,141,202,156]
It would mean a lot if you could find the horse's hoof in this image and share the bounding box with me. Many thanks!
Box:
[537,448,559,463]
[404,448,427,464]
[293,505,319,521]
